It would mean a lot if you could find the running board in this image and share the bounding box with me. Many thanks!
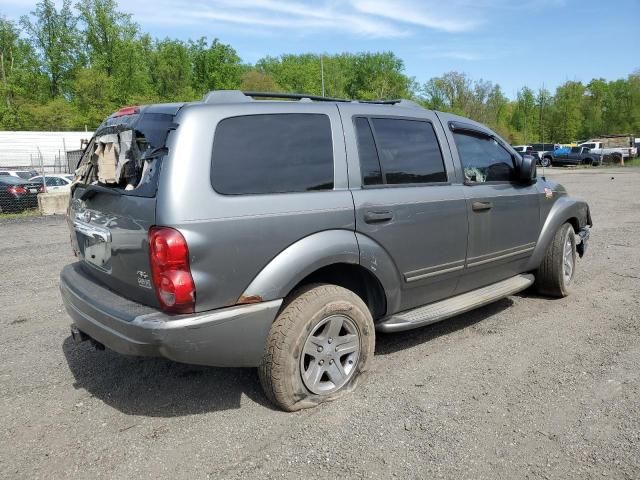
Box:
[376,274,535,333]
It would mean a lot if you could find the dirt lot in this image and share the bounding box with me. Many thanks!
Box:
[1,167,639,479]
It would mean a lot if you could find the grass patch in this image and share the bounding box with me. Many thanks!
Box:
[623,157,640,167]
[0,209,40,220]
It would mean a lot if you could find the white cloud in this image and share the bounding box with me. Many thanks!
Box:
[84,0,569,39]
[350,0,481,33]
[128,0,408,38]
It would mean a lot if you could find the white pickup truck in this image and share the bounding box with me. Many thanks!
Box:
[578,138,637,162]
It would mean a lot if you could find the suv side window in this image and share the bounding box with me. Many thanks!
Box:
[355,117,447,186]
[453,131,515,183]
[46,177,65,186]
[211,114,334,195]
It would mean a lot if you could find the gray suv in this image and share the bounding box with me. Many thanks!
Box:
[60,91,591,411]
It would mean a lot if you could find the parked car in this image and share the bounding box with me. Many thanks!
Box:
[512,145,540,160]
[0,176,43,213]
[0,169,39,180]
[530,143,561,167]
[578,139,637,163]
[60,91,592,411]
[550,146,603,166]
[29,174,75,192]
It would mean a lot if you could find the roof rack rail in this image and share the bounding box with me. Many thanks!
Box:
[202,90,421,108]
[243,91,353,103]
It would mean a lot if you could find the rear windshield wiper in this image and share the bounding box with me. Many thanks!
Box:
[78,184,125,201]
[141,146,168,161]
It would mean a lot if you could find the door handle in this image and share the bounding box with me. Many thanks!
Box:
[472,201,493,212]
[364,210,393,224]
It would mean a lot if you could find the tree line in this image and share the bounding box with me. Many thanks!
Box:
[0,0,639,143]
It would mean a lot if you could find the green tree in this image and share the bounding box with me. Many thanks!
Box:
[346,52,412,100]
[578,79,607,138]
[511,86,537,144]
[257,54,324,94]
[536,87,552,143]
[149,39,193,101]
[550,81,584,142]
[76,0,137,76]
[189,38,242,94]
[20,0,81,97]
[240,69,280,91]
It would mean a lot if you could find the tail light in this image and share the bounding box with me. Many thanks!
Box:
[7,186,27,195]
[39,185,45,193]
[149,227,195,313]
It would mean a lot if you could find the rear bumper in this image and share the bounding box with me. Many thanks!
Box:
[60,263,282,367]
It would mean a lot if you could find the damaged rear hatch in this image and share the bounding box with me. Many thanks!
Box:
[69,104,182,307]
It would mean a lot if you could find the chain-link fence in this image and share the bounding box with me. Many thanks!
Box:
[0,131,91,214]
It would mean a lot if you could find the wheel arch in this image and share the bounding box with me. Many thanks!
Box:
[526,196,591,271]
[239,230,399,319]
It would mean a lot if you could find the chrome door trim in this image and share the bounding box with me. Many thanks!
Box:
[404,259,466,283]
[466,242,536,268]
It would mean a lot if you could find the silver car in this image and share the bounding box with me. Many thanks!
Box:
[60,91,591,411]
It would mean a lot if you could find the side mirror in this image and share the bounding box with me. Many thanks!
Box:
[518,155,537,184]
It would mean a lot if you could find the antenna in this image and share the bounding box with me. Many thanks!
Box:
[540,82,546,179]
[320,55,325,97]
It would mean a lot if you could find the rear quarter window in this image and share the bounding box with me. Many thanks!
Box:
[211,114,334,195]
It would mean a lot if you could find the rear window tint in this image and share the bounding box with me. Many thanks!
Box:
[211,114,334,195]
[354,117,383,186]
[369,118,447,184]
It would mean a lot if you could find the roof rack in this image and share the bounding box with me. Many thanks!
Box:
[202,90,419,108]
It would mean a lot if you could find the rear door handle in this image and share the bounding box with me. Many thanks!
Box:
[472,201,493,212]
[364,210,393,224]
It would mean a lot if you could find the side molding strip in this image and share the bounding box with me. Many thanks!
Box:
[404,260,465,283]
[466,243,536,268]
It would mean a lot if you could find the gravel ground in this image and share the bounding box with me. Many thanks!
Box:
[1,167,639,479]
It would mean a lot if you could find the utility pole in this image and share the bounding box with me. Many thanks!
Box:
[320,55,325,97]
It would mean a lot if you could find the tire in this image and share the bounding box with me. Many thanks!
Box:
[535,223,577,298]
[258,283,376,411]
[540,157,551,168]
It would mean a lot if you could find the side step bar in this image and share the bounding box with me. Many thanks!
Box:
[376,274,535,333]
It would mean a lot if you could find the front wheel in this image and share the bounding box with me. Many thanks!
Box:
[540,157,551,168]
[258,284,375,411]
[535,223,577,297]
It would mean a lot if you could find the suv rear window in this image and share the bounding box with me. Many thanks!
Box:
[76,111,175,197]
[355,117,447,186]
[211,114,334,195]
[531,144,555,151]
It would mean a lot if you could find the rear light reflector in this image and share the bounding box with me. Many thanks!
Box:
[149,227,195,313]
[113,105,140,117]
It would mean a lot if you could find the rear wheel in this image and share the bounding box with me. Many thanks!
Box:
[540,156,551,168]
[258,284,375,411]
[535,223,577,297]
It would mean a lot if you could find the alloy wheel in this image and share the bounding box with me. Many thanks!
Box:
[300,314,361,395]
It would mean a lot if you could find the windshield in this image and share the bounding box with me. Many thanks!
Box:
[16,171,32,179]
